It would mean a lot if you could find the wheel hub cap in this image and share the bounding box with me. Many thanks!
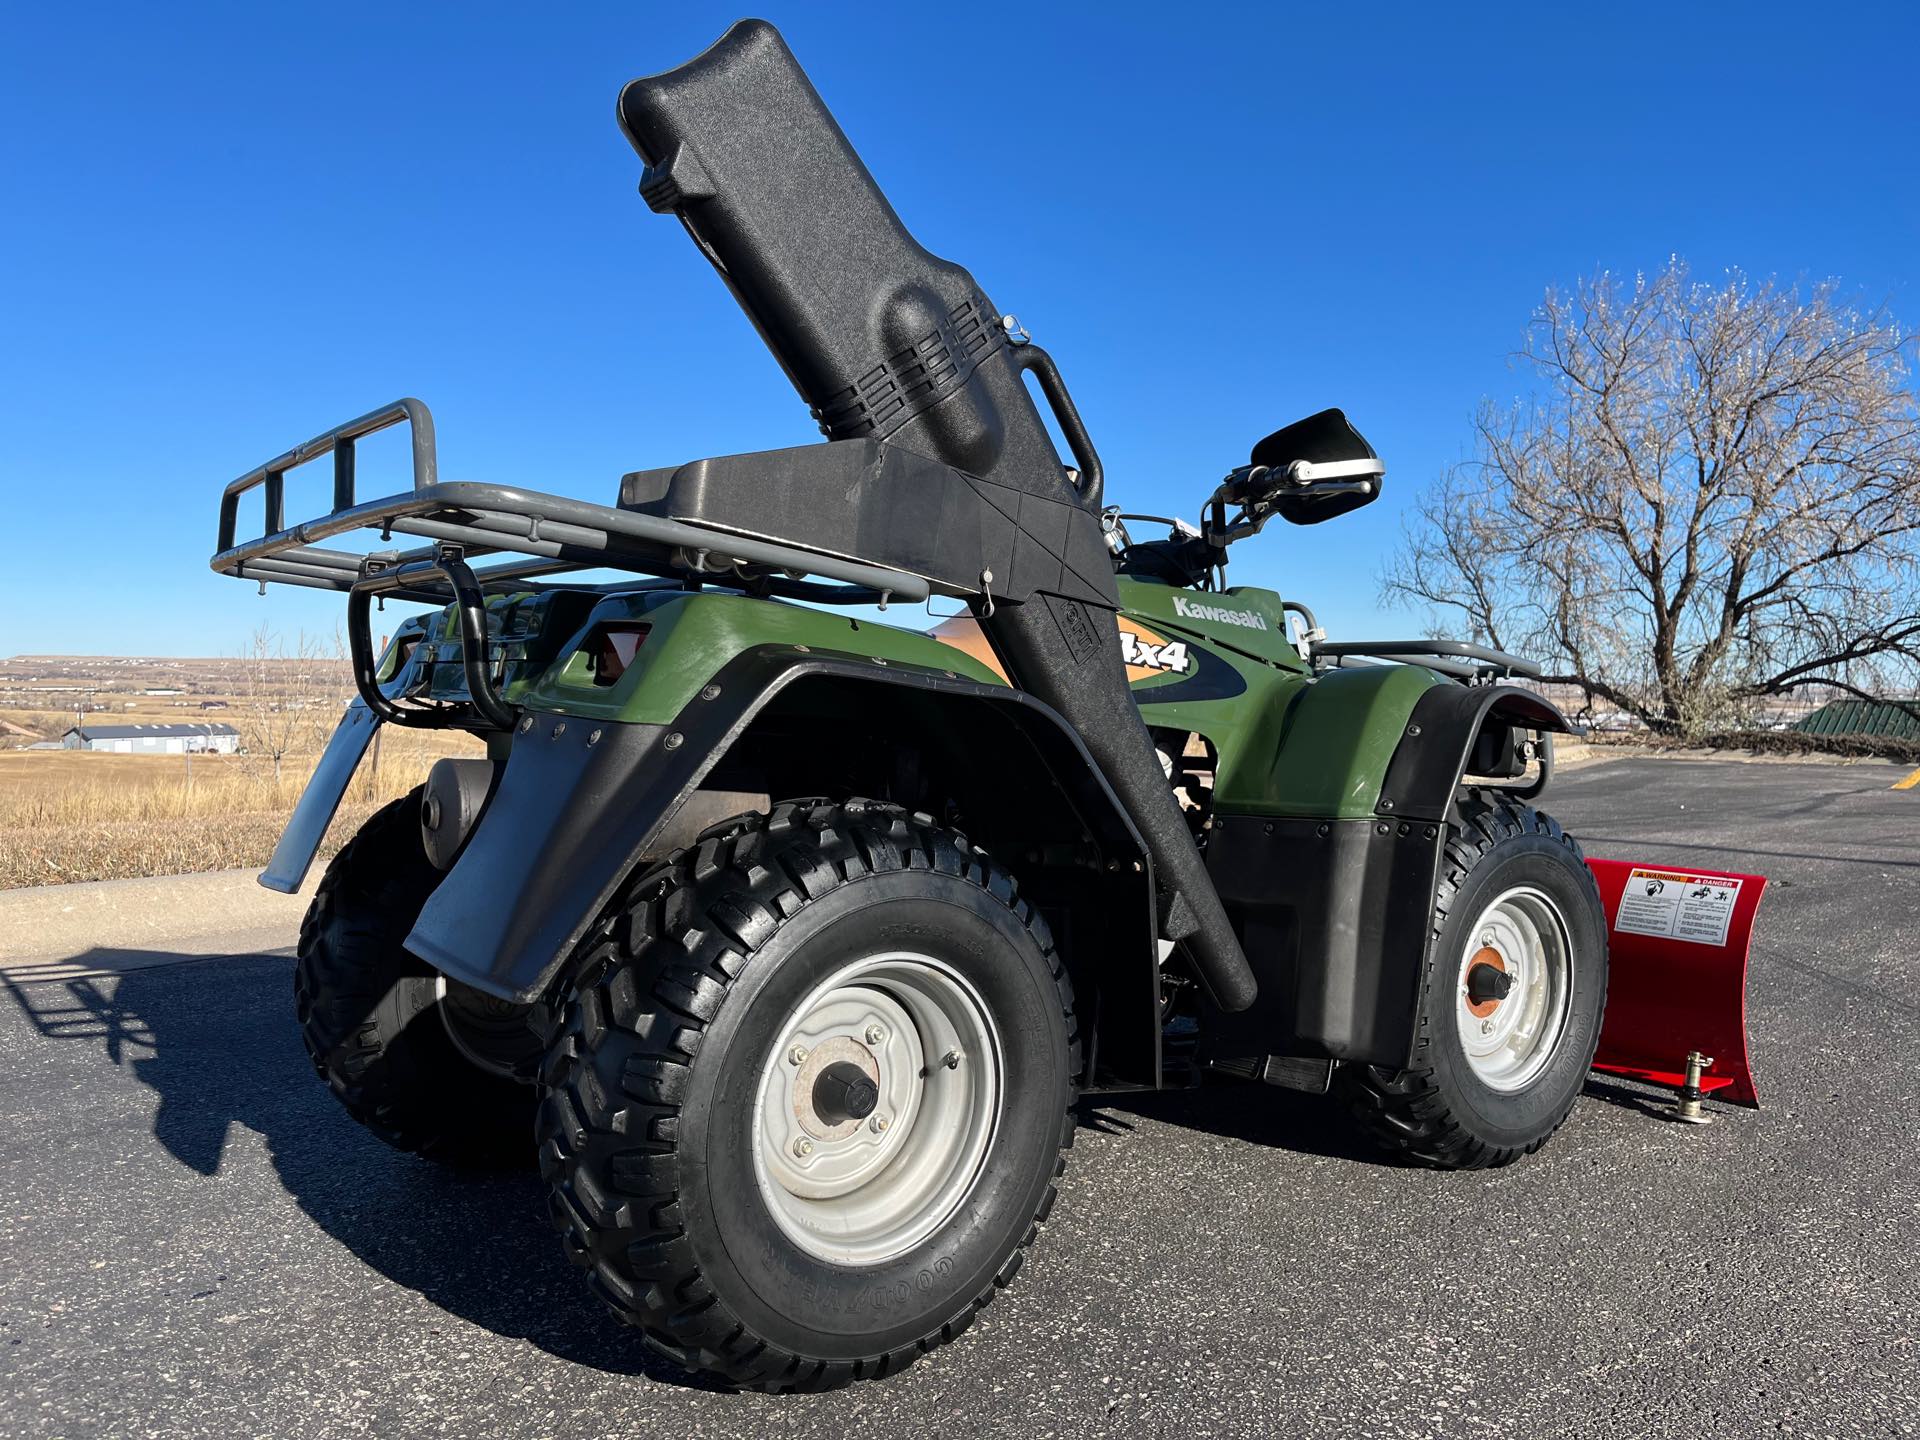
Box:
[752,952,1002,1266]
[1453,885,1574,1092]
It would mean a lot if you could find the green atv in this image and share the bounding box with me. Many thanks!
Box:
[212,19,1606,1391]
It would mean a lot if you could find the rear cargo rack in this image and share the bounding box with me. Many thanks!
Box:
[211,398,955,728]
[211,398,935,609]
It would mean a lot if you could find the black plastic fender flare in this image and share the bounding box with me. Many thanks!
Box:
[1374,683,1576,823]
[405,645,1156,1004]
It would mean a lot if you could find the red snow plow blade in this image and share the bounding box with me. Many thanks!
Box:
[1586,858,1768,1107]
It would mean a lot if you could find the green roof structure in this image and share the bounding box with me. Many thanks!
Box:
[1792,699,1920,740]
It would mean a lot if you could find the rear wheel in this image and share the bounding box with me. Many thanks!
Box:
[538,800,1079,1391]
[1339,790,1608,1169]
[294,791,541,1168]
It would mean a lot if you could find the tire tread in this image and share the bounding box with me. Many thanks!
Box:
[537,800,1079,1392]
[1337,789,1607,1170]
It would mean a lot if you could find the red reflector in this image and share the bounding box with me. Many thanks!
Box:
[589,623,650,686]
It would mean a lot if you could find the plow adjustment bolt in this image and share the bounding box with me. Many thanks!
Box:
[792,1138,814,1158]
[700,684,721,701]
[663,732,683,750]
[1466,963,1514,1005]
[788,1045,809,1066]
[1672,1050,1715,1125]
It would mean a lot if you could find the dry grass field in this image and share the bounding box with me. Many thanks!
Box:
[1,652,481,889]
[0,733,482,889]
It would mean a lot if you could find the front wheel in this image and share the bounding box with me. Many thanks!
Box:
[538,801,1080,1391]
[1339,790,1608,1169]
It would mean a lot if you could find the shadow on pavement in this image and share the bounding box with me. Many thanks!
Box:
[1089,1072,1680,1159]
[1082,1081,1390,1165]
[1,946,706,1387]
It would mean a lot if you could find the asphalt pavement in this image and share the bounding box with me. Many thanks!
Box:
[2,757,1916,1438]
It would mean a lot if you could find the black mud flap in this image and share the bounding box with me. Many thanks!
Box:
[259,704,383,894]
[403,713,678,1001]
[1199,813,1444,1068]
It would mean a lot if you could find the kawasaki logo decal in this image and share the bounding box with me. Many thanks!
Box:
[1170,595,1268,630]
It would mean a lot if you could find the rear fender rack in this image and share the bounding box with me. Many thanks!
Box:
[211,399,941,730]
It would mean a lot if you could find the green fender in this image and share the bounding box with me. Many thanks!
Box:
[1214,663,1443,819]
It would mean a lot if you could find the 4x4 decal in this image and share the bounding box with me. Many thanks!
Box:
[1119,620,1193,681]
[1120,615,1249,704]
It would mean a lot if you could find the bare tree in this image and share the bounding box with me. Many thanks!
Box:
[235,625,350,784]
[1386,259,1920,734]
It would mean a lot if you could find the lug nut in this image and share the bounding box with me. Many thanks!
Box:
[792,1137,814,1157]
[868,1114,889,1135]
[864,1024,886,1045]
[788,1045,808,1066]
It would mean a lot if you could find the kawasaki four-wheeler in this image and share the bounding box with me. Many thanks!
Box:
[212,21,1631,1391]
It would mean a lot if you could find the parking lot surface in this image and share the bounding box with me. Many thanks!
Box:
[2,757,1916,1438]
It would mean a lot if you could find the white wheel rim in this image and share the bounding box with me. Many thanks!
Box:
[750,951,1003,1266]
[1453,884,1573,1092]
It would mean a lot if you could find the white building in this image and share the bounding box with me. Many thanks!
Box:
[61,723,241,755]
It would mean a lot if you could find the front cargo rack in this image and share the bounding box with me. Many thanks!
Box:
[1314,638,1543,683]
[211,398,941,728]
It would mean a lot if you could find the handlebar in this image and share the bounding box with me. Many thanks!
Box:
[1215,455,1385,511]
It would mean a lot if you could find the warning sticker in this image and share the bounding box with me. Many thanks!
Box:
[1614,869,1743,948]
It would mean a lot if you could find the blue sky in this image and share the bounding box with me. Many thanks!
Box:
[4,2,1917,656]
